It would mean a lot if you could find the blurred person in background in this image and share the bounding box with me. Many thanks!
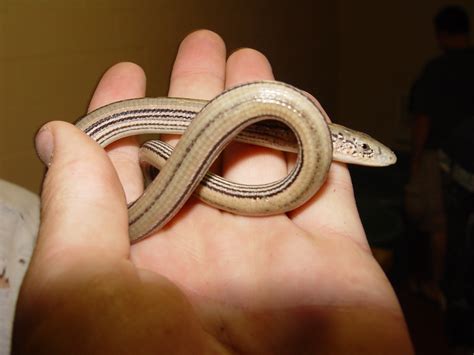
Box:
[407,4,474,349]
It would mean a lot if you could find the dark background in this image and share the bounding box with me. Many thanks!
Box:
[1,1,473,353]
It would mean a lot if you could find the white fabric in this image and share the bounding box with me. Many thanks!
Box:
[0,180,39,355]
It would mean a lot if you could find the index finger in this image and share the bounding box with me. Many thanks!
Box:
[88,62,147,203]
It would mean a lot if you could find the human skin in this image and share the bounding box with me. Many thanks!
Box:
[13,30,414,354]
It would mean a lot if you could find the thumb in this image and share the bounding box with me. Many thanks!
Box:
[34,121,130,262]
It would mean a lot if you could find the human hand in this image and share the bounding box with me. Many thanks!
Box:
[14,30,413,354]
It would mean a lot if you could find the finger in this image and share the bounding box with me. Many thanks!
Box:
[88,62,147,203]
[222,48,287,184]
[165,30,226,148]
[33,121,130,264]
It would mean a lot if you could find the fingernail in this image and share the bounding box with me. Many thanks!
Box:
[35,126,54,167]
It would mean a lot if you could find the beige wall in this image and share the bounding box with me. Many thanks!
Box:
[1,0,473,193]
[0,0,338,193]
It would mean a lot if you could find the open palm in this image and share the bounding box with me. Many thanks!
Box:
[14,30,412,354]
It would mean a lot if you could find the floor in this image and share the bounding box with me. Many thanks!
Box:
[397,284,450,354]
